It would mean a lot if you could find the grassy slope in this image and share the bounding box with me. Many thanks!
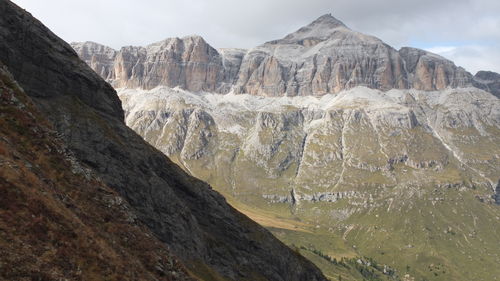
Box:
[227,196,398,281]
[223,184,500,281]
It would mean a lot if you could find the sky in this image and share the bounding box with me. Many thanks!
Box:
[11,0,500,74]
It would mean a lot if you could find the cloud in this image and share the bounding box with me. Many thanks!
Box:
[426,45,500,74]
[10,0,500,73]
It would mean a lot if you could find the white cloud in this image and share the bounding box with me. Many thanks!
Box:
[425,45,500,74]
[425,46,458,54]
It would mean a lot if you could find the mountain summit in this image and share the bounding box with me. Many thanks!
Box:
[71,13,497,97]
[277,13,349,43]
[311,13,347,27]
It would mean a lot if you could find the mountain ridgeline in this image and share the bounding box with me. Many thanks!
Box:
[72,14,499,98]
[73,12,500,281]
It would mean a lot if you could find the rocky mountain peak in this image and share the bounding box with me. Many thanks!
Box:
[277,13,348,44]
[310,13,347,28]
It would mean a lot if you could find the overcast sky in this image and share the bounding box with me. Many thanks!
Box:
[12,0,500,74]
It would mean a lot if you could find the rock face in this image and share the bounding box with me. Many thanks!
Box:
[71,41,117,81]
[398,47,472,90]
[119,86,500,199]
[473,70,500,98]
[72,36,241,93]
[72,14,493,96]
[0,1,328,281]
[0,63,195,281]
[232,14,471,96]
[118,84,500,281]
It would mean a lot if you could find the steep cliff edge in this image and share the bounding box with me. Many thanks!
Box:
[233,14,470,96]
[71,36,240,93]
[0,1,328,281]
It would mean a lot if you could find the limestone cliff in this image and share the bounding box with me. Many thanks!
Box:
[71,14,496,96]
[72,36,240,93]
[233,15,472,96]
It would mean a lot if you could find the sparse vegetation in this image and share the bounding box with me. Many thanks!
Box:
[0,65,195,281]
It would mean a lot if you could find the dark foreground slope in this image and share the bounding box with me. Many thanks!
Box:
[0,1,327,281]
[0,63,195,281]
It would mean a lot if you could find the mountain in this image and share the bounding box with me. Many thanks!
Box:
[72,14,497,97]
[232,14,471,96]
[71,36,240,93]
[73,13,500,281]
[0,1,329,281]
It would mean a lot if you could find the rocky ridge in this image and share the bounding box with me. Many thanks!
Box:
[473,70,500,98]
[73,35,239,93]
[72,14,497,97]
[0,1,328,281]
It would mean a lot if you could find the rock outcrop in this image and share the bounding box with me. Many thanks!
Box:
[119,86,500,201]
[71,41,117,81]
[0,1,328,281]
[72,36,242,93]
[232,15,473,96]
[398,47,472,90]
[473,70,500,98]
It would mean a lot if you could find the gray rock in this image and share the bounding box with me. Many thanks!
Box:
[71,14,498,97]
[494,180,500,205]
[71,41,117,81]
[117,85,500,206]
[72,36,242,93]
[233,15,473,96]
[399,47,472,90]
[473,70,500,98]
